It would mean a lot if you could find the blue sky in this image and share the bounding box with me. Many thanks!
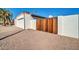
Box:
[6,8,79,19]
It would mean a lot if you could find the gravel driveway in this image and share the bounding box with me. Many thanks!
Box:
[0,25,23,40]
[0,26,79,50]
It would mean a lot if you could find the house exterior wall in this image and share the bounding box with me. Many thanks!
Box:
[24,14,33,29]
[15,18,24,29]
[15,13,35,29]
[15,13,25,29]
[58,15,79,39]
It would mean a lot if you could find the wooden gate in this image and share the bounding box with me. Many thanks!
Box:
[53,17,58,34]
[36,18,41,30]
[36,17,58,34]
[47,18,53,33]
[41,19,48,32]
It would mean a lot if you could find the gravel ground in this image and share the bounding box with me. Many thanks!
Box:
[0,26,79,50]
[0,25,23,39]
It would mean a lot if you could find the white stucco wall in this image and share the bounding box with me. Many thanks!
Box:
[15,13,25,29]
[15,13,35,29]
[25,14,33,29]
[58,15,79,39]
[15,18,24,29]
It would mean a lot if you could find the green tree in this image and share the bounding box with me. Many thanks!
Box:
[0,8,12,26]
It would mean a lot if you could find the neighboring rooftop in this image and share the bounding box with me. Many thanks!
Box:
[31,14,46,19]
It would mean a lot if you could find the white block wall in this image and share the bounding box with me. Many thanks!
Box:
[58,15,79,39]
[15,18,24,29]
[15,13,35,30]
[25,14,33,29]
[15,13,25,29]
